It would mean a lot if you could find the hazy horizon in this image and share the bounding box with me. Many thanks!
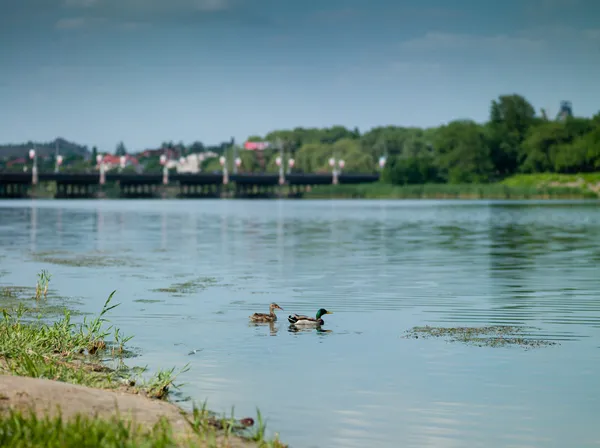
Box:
[2,0,599,152]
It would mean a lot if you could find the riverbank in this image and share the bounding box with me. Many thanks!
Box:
[305,174,600,199]
[17,172,600,200]
[0,284,285,447]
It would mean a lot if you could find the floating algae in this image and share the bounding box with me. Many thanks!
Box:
[31,251,142,268]
[403,325,559,349]
[151,277,219,296]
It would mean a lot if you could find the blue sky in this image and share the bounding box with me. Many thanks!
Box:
[1,0,599,152]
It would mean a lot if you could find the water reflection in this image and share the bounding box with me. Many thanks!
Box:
[160,208,167,250]
[29,204,37,252]
[94,206,104,252]
[248,321,279,336]
[1,199,600,448]
[287,325,333,335]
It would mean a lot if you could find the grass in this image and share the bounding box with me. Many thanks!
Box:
[0,272,286,447]
[0,410,179,448]
[0,407,286,447]
[501,172,600,186]
[0,290,185,396]
[403,325,559,349]
[0,285,84,319]
[303,177,600,200]
[35,270,51,301]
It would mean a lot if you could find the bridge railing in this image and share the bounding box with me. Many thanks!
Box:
[1,171,380,186]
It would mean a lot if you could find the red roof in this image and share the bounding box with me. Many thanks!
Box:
[101,154,139,165]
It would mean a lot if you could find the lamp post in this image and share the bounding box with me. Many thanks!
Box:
[232,144,239,174]
[119,155,126,173]
[379,156,386,170]
[54,140,61,173]
[219,156,228,185]
[275,156,284,185]
[329,157,338,185]
[338,159,345,174]
[97,154,105,185]
[160,154,168,185]
[287,158,295,174]
[29,149,38,185]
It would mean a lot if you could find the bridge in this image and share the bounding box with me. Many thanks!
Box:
[0,171,380,199]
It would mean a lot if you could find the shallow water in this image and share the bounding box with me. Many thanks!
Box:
[1,199,600,447]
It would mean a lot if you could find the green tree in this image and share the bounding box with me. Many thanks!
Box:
[521,118,594,173]
[487,94,536,176]
[115,141,127,156]
[382,153,439,185]
[434,120,494,183]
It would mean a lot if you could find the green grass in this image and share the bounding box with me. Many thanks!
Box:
[501,172,600,188]
[0,407,286,448]
[304,181,599,200]
[0,290,185,397]
[0,410,178,448]
[0,272,286,447]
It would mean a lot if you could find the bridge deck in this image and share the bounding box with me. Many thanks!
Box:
[172,173,223,185]
[230,174,280,186]
[39,173,98,184]
[1,172,380,186]
[105,173,163,184]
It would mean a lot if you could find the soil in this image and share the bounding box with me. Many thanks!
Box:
[0,375,255,447]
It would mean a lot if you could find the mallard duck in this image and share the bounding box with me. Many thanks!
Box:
[288,308,333,326]
[249,303,283,323]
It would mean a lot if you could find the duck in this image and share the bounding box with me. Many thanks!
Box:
[249,303,283,323]
[288,308,333,326]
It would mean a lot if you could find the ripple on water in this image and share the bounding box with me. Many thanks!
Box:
[1,199,600,447]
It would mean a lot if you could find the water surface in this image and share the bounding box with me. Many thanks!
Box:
[1,199,600,448]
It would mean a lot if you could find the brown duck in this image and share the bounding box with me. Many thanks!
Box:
[249,303,283,323]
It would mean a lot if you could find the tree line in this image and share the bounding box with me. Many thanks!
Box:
[2,94,599,183]
[243,95,599,184]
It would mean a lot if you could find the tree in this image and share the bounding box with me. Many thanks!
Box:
[115,141,127,156]
[521,118,594,173]
[382,153,439,185]
[487,94,536,176]
[4,93,599,181]
[189,141,205,153]
[434,120,494,183]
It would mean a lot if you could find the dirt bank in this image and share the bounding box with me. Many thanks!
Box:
[0,375,259,447]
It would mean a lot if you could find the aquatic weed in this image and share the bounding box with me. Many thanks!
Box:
[151,277,219,296]
[403,325,559,349]
[35,269,52,301]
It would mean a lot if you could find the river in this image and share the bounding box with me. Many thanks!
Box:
[1,199,599,447]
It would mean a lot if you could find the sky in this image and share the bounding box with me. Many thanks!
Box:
[1,0,599,152]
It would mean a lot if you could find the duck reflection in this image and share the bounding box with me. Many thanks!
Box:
[288,325,333,335]
[248,321,279,336]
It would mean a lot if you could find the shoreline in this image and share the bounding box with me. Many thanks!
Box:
[0,285,285,447]
[11,174,600,201]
